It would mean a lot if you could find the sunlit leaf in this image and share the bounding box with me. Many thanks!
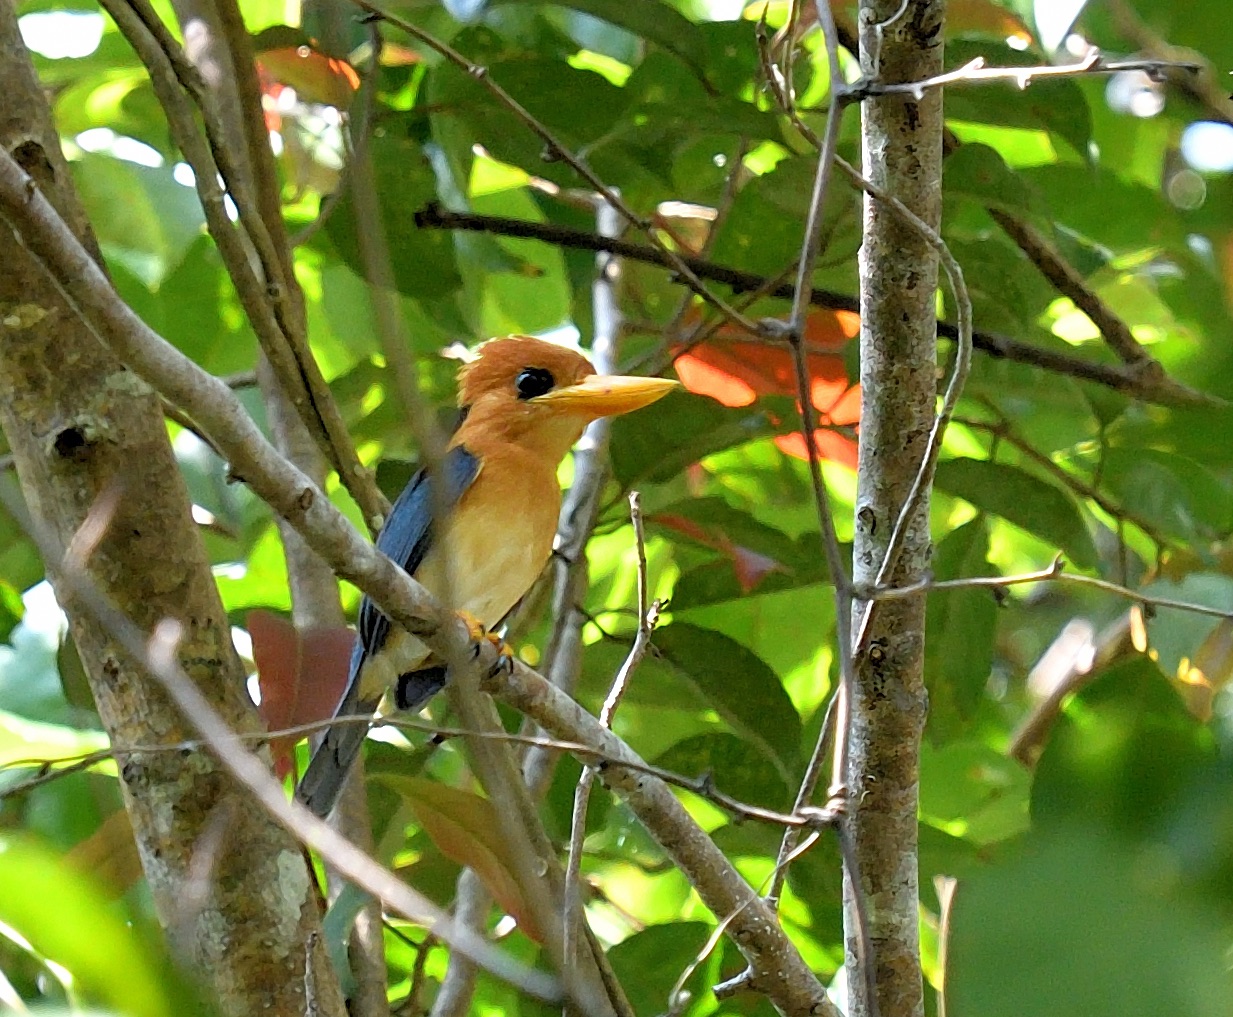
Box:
[492,0,710,79]
[0,834,172,1017]
[925,518,998,738]
[934,458,1098,569]
[652,623,801,779]
[608,390,786,487]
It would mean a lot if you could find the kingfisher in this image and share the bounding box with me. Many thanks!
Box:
[296,335,676,817]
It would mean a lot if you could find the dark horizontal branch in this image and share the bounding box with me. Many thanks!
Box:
[413,205,1214,407]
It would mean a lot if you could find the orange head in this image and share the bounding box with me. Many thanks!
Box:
[454,335,676,462]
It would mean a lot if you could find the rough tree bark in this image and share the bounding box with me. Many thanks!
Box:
[0,10,345,1017]
[847,1,945,1016]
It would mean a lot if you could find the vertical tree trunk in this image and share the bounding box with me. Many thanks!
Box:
[0,10,344,1017]
[847,2,945,1016]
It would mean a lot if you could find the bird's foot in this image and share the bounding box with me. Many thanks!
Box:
[457,610,515,677]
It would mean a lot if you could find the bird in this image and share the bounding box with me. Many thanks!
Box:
[296,335,677,817]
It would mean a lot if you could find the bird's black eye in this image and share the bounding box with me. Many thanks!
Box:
[515,367,555,400]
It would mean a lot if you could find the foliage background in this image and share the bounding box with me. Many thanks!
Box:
[3,0,1233,1014]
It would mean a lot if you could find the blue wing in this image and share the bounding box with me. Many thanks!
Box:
[296,444,480,817]
[355,445,481,671]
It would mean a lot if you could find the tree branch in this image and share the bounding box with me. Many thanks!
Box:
[411,206,1213,406]
[0,11,344,1013]
[0,142,836,1017]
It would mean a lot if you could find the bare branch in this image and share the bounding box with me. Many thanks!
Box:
[864,555,1233,621]
[844,51,1200,100]
[563,494,662,966]
[99,0,388,531]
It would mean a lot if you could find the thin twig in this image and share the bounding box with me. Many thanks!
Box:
[0,149,836,1015]
[100,0,389,531]
[0,484,561,1003]
[563,494,662,966]
[761,0,865,970]
[353,0,760,334]
[843,52,1201,100]
[863,554,1233,621]
[0,716,821,828]
[1105,0,1233,128]
[412,207,1214,406]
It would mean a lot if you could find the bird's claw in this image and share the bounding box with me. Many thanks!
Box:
[457,610,515,677]
[487,649,516,680]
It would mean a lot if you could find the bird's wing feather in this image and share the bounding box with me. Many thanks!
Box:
[296,445,480,817]
[355,445,482,669]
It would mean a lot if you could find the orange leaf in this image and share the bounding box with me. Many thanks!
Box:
[66,809,142,897]
[384,776,543,942]
[947,0,1033,44]
[257,46,360,110]
[774,428,858,471]
[379,43,423,68]
[673,312,860,469]
[249,610,354,779]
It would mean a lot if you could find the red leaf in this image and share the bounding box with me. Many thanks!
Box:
[673,308,860,469]
[652,512,789,594]
[249,610,353,779]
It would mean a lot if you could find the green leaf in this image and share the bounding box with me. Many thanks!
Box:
[494,0,710,79]
[607,921,713,1016]
[652,623,801,779]
[1138,573,1233,679]
[0,579,23,644]
[619,51,781,148]
[653,731,791,810]
[920,739,1031,845]
[939,233,1057,335]
[0,709,108,771]
[710,156,860,277]
[0,834,173,1017]
[934,458,1098,569]
[944,41,1093,158]
[70,153,205,286]
[1020,163,1184,254]
[153,237,255,375]
[1096,447,1233,543]
[322,119,462,299]
[944,143,1042,221]
[1032,658,1214,838]
[947,833,1232,1017]
[608,390,783,487]
[924,518,998,738]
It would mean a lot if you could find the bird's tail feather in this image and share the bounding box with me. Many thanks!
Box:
[296,695,379,818]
